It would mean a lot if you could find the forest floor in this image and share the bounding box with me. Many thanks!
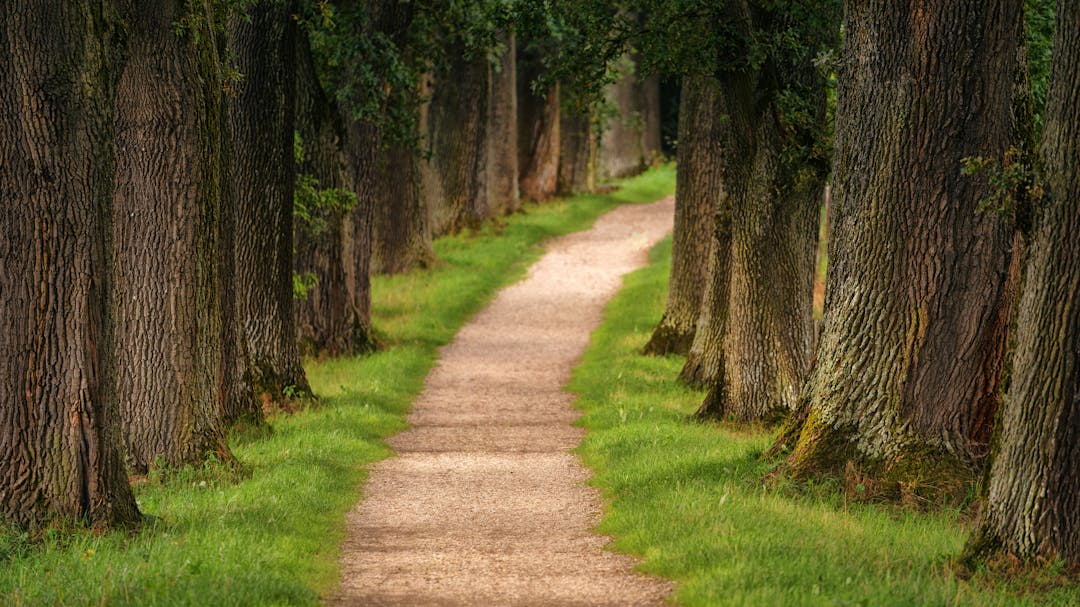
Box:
[330,196,676,606]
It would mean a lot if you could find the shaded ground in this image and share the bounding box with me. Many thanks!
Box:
[331,197,675,606]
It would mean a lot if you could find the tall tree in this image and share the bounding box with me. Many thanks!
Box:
[294,32,372,357]
[518,35,561,202]
[598,55,655,180]
[972,0,1080,566]
[557,107,595,195]
[112,0,236,470]
[694,1,829,422]
[644,75,722,355]
[781,0,1027,500]
[230,0,312,402]
[0,0,139,528]
[422,47,492,235]
[487,30,520,213]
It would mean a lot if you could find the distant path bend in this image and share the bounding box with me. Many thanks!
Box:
[332,196,676,606]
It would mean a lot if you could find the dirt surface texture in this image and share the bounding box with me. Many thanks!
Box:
[331,196,676,606]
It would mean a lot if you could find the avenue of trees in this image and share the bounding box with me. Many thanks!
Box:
[2,0,1078,576]
[0,0,662,530]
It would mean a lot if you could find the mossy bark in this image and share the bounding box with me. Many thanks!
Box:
[112,0,236,470]
[229,1,312,402]
[644,75,722,356]
[0,0,140,529]
[783,0,1026,499]
[974,0,1080,566]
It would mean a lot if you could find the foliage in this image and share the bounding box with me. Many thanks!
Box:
[0,167,675,607]
[300,0,512,147]
[962,146,1044,233]
[567,236,1080,606]
[1026,0,1056,134]
[292,133,359,300]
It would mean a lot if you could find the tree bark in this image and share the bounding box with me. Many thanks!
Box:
[422,50,491,236]
[0,0,140,528]
[782,0,1026,501]
[229,1,311,402]
[695,14,826,422]
[370,139,433,275]
[112,0,235,470]
[487,31,520,214]
[975,0,1080,566]
[680,191,733,390]
[598,55,649,180]
[637,71,662,161]
[644,75,722,356]
[351,0,433,276]
[557,108,595,195]
[294,30,374,357]
[518,39,560,202]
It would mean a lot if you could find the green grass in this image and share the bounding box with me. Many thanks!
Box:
[0,165,676,607]
[568,235,1080,607]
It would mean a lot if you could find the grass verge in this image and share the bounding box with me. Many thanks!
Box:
[0,166,675,607]
[568,235,1080,607]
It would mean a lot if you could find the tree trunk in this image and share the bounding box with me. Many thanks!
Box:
[637,71,662,161]
[557,108,595,195]
[975,0,1080,566]
[680,192,733,390]
[422,50,491,236]
[782,0,1026,502]
[112,0,235,470]
[644,75,722,355]
[695,19,827,422]
[229,1,311,402]
[370,139,434,274]
[343,118,379,352]
[294,31,374,358]
[517,39,560,202]
[0,0,140,529]
[487,31,520,214]
[598,55,648,180]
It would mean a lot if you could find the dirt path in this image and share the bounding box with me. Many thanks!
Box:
[331,197,676,606]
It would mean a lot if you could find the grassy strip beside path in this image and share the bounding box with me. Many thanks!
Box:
[569,236,1080,607]
[0,166,675,607]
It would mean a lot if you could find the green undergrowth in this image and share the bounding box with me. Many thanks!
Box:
[568,235,1080,607]
[0,166,675,607]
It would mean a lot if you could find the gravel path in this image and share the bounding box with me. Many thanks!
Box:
[331,197,676,606]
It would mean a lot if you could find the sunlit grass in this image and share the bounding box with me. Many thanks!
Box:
[569,235,1080,607]
[0,166,676,607]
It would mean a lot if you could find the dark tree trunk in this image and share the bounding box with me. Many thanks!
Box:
[422,50,491,236]
[294,31,374,358]
[644,75,722,356]
[229,1,311,402]
[695,11,827,422]
[598,55,649,180]
[782,0,1026,501]
[557,109,595,195]
[370,139,433,275]
[517,39,560,202]
[357,1,433,276]
[343,118,379,350]
[637,71,662,161]
[112,0,235,470]
[975,0,1080,566]
[0,0,139,529]
[680,191,733,390]
[487,31,520,214]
